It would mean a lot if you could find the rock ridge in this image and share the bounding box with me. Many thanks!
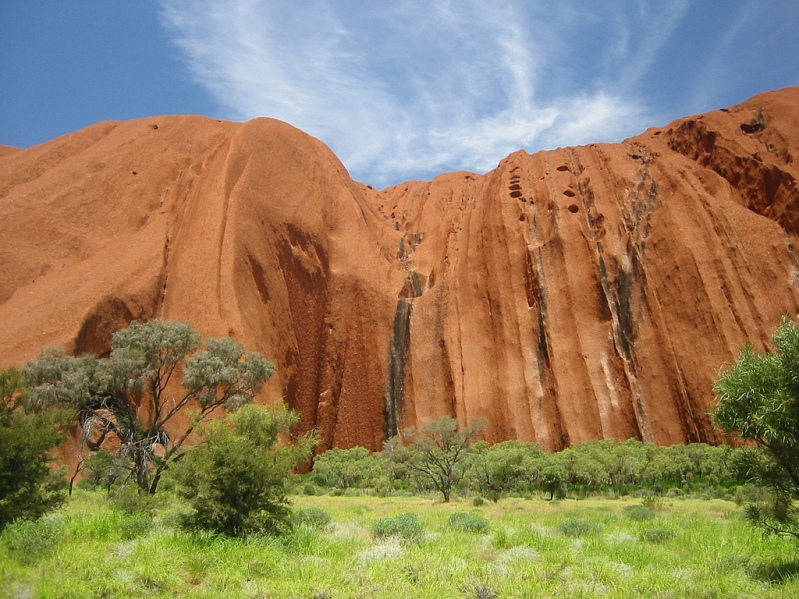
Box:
[1,88,798,451]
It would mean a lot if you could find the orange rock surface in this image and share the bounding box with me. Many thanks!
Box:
[1,88,798,451]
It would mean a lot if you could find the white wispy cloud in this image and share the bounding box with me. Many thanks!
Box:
[159,0,689,187]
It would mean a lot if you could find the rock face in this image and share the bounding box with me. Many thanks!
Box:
[1,88,798,451]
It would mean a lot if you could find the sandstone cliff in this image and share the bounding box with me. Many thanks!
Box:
[1,88,798,451]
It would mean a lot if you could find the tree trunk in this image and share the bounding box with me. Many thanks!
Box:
[133,449,150,493]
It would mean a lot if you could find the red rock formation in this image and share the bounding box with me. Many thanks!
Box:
[1,88,798,451]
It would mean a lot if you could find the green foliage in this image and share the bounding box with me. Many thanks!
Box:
[293,507,332,530]
[470,583,499,599]
[3,493,799,597]
[119,514,155,540]
[447,511,490,534]
[466,440,550,501]
[78,449,128,495]
[0,367,67,530]
[386,416,484,502]
[557,518,600,538]
[625,504,656,521]
[23,320,276,494]
[108,483,160,516]
[1,366,27,411]
[540,464,567,500]
[2,516,64,565]
[641,496,666,512]
[371,513,423,542]
[311,446,388,492]
[558,443,611,492]
[641,527,676,543]
[490,527,510,549]
[171,403,314,538]
[733,483,772,507]
[308,434,747,501]
[712,316,799,539]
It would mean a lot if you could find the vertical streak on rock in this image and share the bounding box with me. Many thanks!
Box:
[275,227,329,437]
[385,297,412,439]
[157,226,171,317]
[527,183,568,449]
[569,151,629,438]
[576,146,661,442]
[602,252,651,441]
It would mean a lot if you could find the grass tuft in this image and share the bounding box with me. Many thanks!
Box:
[641,527,676,543]
[293,507,332,530]
[625,504,657,521]
[448,511,490,534]
[557,517,601,538]
[2,516,64,565]
[371,512,423,543]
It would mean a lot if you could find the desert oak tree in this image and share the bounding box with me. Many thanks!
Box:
[23,320,275,494]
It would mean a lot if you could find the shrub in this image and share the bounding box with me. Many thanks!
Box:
[302,483,320,496]
[293,507,332,530]
[109,484,159,516]
[625,505,656,521]
[23,322,277,495]
[641,496,666,511]
[557,518,600,538]
[733,484,771,507]
[372,513,423,542]
[711,317,799,538]
[448,511,490,534]
[472,496,485,507]
[120,515,155,540]
[171,404,315,538]
[0,367,68,530]
[491,527,510,549]
[3,517,64,565]
[641,528,676,543]
[470,583,499,599]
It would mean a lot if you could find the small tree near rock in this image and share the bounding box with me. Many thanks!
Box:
[23,320,275,494]
[171,403,315,537]
[386,415,484,502]
[712,316,799,539]
[0,367,67,530]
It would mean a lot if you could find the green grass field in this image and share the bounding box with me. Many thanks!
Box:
[2,491,797,598]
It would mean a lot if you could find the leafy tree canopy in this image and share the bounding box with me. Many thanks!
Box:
[386,416,484,502]
[0,367,67,529]
[712,316,799,538]
[23,320,276,494]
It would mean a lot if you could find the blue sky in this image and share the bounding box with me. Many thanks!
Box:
[2,1,797,188]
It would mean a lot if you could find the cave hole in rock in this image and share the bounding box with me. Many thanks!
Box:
[740,121,765,134]
[563,189,576,197]
[568,204,579,214]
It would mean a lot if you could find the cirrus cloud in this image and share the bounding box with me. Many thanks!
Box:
[159,0,689,187]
